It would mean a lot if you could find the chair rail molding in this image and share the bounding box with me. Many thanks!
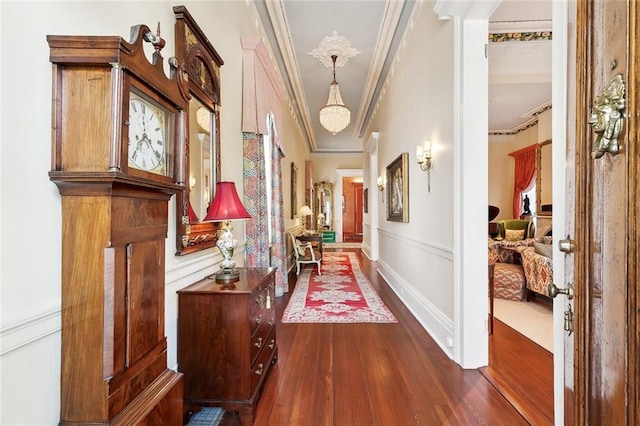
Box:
[1,304,61,356]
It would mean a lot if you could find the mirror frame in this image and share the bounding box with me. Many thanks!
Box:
[174,6,223,255]
[535,139,552,216]
[314,181,334,230]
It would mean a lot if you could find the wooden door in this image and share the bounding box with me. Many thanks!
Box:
[569,1,638,423]
[354,183,363,235]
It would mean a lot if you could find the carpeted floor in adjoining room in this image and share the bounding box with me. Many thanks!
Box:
[493,298,553,352]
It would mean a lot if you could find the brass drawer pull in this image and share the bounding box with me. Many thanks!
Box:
[255,315,262,325]
[268,339,275,350]
[254,363,264,376]
[268,318,275,327]
[254,337,263,348]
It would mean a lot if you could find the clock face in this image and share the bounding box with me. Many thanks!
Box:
[128,91,168,175]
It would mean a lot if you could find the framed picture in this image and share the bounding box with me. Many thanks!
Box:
[363,188,369,213]
[386,152,409,222]
[291,162,297,219]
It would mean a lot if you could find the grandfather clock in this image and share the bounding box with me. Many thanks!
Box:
[48,23,187,424]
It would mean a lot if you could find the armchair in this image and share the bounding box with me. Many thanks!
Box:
[519,243,553,298]
[288,232,322,276]
[497,219,535,240]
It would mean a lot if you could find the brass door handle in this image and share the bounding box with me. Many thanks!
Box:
[558,238,576,253]
[548,282,574,300]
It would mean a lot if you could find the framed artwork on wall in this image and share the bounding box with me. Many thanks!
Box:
[386,152,409,222]
[291,162,297,219]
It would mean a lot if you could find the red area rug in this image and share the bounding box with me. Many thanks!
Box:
[282,252,397,323]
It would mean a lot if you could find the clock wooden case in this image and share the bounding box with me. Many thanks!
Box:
[48,24,187,425]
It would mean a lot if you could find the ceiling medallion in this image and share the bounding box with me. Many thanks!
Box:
[309,31,360,68]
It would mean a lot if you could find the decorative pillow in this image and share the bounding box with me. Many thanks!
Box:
[295,239,308,256]
[534,242,553,258]
[505,229,525,241]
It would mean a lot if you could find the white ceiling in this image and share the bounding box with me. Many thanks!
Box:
[256,0,552,153]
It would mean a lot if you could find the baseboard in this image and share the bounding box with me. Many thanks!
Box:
[376,259,454,360]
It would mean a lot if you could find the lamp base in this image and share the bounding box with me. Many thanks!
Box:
[209,267,240,284]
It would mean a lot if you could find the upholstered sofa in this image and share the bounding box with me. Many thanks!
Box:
[489,237,552,300]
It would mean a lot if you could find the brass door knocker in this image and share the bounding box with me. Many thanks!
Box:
[588,74,626,158]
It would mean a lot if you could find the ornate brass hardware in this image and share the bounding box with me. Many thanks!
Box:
[548,282,574,300]
[255,315,262,325]
[254,363,264,376]
[564,304,574,335]
[558,238,576,253]
[254,337,263,348]
[269,339,276,350]
[588,74,625,158]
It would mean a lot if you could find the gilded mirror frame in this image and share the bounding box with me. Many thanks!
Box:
[535,139,552,216]
[314,181,334,230]
[174,6,223,255]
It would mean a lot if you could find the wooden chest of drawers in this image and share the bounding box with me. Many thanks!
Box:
[177,268,277,425]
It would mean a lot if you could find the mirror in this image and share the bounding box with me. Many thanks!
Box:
[174,6,223,255]
[535,139,552,216]
[188,98,215,221]
[314,182,334,230]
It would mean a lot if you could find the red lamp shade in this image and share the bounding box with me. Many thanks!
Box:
[187,202,200,223]
[204,181,252,222]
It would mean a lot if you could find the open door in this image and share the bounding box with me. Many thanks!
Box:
[560,0,639,423]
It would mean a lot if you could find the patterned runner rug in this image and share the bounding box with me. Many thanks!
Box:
[282,252,397,323]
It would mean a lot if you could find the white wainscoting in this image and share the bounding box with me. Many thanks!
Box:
[376,229,455,359]
[0,304,61,356]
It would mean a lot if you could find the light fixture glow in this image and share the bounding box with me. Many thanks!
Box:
[319,55,351,135]
[196,107,211,133]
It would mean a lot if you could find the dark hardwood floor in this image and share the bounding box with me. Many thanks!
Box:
[243,249,536,425]
[481,319,554,425]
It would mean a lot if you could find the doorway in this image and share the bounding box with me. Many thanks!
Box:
[334,169,363,243]
[342,178,363,243]
[483,1,555,422]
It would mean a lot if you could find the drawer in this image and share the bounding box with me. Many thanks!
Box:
[250,278,275,316]
[250,308,275,363]
[250,300,275,337]
[250,328,277,392]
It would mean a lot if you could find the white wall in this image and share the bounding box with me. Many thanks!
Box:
[0,2,304,424]
[364,3,456,357]
[311,154,363,184]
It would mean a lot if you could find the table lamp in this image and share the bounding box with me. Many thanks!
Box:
[204,181,252,283]
[298,205,313,232]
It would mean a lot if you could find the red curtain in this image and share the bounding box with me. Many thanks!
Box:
[509,144,537,218]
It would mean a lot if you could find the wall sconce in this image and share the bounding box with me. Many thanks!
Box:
[376,175,385,203]
[416,140,433,192]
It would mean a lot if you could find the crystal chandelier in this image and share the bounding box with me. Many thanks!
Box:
[319,55,351,135]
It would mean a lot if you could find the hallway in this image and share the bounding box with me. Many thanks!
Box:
[251,249,529,425]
